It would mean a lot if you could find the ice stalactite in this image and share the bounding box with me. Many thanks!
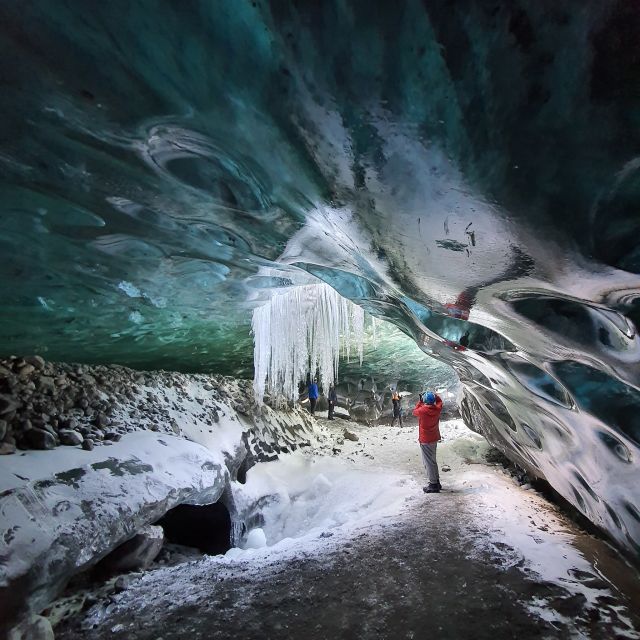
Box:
[252,283,368,403]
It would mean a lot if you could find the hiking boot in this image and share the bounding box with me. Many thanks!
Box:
[423,484,440,494]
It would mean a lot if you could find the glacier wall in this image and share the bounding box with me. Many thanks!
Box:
[0,1,639,553]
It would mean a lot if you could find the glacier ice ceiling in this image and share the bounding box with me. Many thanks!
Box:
[1,1,640,552]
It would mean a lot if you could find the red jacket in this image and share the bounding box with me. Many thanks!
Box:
[413,395,443,443]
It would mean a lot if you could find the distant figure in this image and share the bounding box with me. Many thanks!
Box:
[327,384,338,420]
[308,379,319,416]
[390,390,403,427]
[459,331,470,348]
[413,391,443,493]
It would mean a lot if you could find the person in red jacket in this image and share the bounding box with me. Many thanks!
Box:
[413,391,443,493]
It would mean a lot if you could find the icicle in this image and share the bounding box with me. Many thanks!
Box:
[251,283,368,403]
[351,304,365,365]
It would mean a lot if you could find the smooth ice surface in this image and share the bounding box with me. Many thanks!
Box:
[0,1,639,551]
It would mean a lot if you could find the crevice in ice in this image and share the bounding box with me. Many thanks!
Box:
[155,501,232,555]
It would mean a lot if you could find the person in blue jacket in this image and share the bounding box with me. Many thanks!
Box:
[308,379,319,415]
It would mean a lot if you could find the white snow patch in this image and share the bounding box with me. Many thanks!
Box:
[117,281,142,298]
[229,451,413,554]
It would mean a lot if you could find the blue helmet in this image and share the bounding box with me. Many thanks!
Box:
[425,391,436,405]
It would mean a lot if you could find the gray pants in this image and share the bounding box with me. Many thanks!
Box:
[420,442,439,485]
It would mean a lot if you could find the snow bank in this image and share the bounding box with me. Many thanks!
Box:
[0,432,227,635]
[0,366,323,635]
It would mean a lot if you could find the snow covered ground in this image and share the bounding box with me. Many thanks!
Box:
[55,414,640,639]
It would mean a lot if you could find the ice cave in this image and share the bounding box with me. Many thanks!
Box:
[1,1,640,638]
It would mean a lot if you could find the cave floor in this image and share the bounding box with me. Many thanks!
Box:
[55,418,640,640]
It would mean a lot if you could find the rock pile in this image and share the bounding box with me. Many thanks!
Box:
[0,355,256,455]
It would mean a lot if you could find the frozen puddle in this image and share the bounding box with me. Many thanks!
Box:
[226,452,414,557]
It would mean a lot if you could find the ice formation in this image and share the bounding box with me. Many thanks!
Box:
[252,283,367,402]
[0,1,639,554]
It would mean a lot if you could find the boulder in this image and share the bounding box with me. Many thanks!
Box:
[0,442,16,455]
[0,394,20,415]
[98,525,165,574]
[17,364,35,379]
[25,428,57,450]
[37,377,55,393]
[113,574,134,593]
[343,429,359,442]
[0,419,7,440]
[58,430,83,446]
[24,356,45,371]
[81,438,95,451]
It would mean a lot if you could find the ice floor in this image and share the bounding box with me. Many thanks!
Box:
[54,416,640,639]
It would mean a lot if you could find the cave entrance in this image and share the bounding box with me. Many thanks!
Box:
[156,501,232,555]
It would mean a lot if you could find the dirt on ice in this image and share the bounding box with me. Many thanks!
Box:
[54,417,640,640]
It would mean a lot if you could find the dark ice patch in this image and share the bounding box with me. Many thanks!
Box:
[92,458,153,477]
[55,468,87,487]
[435,239,468,252]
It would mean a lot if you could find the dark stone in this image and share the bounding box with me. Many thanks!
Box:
[37,377,55,393]
[25,428,57,450]
[81,438,95,451]
[24,355,45,370]
[0,419,6,440]
[113,575,133,593]
[17,364,35,378]
[0,442,16,455]
[59,430,83,446]
[0,364,13,378]
[0,394,20,415]
[94,413,110,428]
[343,429,359,442]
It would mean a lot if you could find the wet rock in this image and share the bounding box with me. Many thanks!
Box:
[343,429,359,442]
[17,364,35,378]
[113,575,133,593]
[82,438,95,451]
[37,376,55,393]
[54,375,68,387]
[0,394,20,415]
[59,429,83,446]
[94,412,110,428]
[25,428,57,450]
[60,416,78,430]
[24,356,45,371]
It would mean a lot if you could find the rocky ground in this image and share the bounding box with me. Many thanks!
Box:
[52,417,640,640]
[0,355,259,455]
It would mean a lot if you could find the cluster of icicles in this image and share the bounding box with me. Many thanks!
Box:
[252,283,370,403]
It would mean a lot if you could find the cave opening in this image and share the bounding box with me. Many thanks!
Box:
[155,501,232,555]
